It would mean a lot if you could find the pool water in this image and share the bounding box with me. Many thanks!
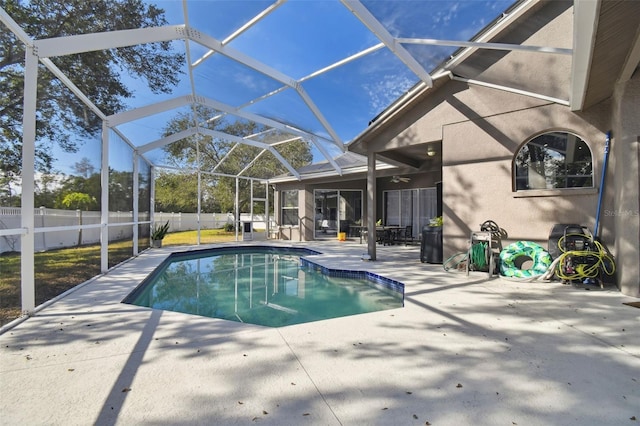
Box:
[124,246,403,327]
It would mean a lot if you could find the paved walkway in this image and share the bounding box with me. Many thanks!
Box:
[1,241,638,425]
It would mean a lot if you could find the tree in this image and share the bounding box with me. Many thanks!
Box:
[72,157,96,179]
[61,191,96,246]
[53,173,100,209]
[0,173,18,206]
[61,191,94,211]
[154,171,200,213]
[158,106,313,213]
[0,0,183,187]
[33,172,61,207]
[108,169,134,212]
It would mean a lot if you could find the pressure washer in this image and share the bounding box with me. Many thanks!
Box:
[546,132,616,287]
[547,223,615,287]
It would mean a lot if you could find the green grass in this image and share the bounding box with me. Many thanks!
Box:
[161,228,239,246]
[0,229,238,326]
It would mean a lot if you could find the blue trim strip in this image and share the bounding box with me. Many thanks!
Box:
[300,258,405,305]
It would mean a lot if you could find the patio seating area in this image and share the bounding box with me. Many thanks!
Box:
[376,225,416,246]
[1,241,638,425]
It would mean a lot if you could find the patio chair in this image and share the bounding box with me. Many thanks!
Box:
[376,228,392,245]
[402,225,414,245]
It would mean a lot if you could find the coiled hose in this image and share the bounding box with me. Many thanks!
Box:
[554,234,615,281]
[443,243,488,272]
[443,220,504,273]
[470,242,488,270]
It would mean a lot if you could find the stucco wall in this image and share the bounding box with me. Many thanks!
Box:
[375,74,610,260]
[457,1,573,101]
[441,95,609,257]
[611,74,640,297]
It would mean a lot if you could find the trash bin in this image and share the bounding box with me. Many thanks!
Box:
[421,226,443,263]
[337,232,346,241]
[242,221,253,241]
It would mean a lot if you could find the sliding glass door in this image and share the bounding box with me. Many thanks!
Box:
[383,188,437,239]
[314,189,362,239]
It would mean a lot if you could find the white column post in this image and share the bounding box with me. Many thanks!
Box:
[100,122,110,273]
[250,179,254,232]
[197,170,202,245]
[132,151,139,254]
[235,177,240,241]
[265,181,270,238]
[150,166,156,242]
[367,151,377,261]
[196,135,202,245]
[20,46,38,315]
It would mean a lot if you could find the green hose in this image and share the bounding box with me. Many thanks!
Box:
[443,252,468,272]
[470,242,487,270]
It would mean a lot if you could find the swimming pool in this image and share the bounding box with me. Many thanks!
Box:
[124,246,404,327]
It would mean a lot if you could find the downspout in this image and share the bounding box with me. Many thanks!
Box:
[593,131,611,239]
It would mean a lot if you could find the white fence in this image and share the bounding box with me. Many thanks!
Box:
[153,212,271,233]
[154,211,234,232]
[0,207,271,253]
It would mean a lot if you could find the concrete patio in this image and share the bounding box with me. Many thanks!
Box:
[1,240,638,425]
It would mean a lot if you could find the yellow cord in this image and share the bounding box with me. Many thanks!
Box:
[555,234,615,281]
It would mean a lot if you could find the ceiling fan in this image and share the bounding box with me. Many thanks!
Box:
[390,175,411,183]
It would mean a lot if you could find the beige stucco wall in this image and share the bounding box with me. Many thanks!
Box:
[441,94,608,254]
[414,73,637,296]
[376,75,610,260]
[610,74,640,297]
[458,1,573,101]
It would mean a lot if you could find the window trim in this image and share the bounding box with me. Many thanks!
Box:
[512,130,595,194]
[512,187,598,198]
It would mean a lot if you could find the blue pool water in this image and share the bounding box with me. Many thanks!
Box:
[124,246,404,327]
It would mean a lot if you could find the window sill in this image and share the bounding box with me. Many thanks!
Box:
[513,187,598,198]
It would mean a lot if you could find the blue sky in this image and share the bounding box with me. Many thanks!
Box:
[52,0,516,175]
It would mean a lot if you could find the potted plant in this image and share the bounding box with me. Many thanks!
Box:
[150,221,170,248]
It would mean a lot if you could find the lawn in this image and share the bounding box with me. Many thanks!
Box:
[0,229,238,326]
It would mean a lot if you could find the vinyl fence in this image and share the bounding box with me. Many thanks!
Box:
[0,207,271,253]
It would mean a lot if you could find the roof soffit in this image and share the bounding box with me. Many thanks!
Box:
[579,1,640,110]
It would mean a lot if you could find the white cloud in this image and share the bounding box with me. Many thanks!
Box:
[363,74,415,115]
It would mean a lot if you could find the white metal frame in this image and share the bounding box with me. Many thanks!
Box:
[0,0,585,317]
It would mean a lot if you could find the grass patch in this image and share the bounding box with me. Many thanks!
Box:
[162,228,238,246]
[0,229,238,326]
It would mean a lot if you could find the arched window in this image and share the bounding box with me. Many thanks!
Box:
[514,132,593,190]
